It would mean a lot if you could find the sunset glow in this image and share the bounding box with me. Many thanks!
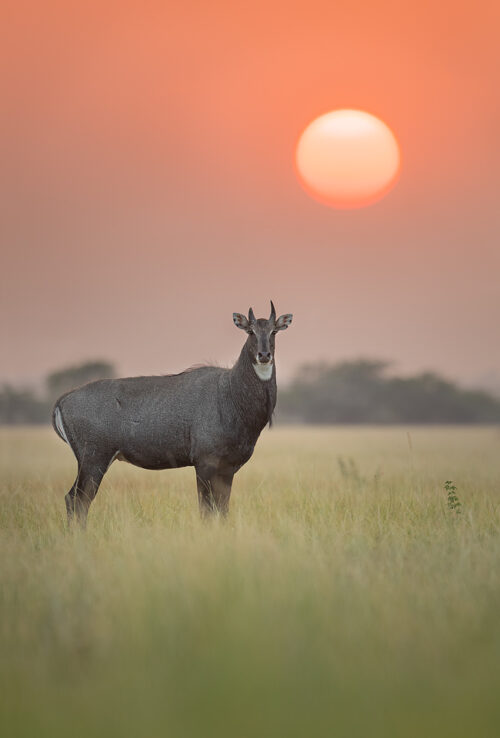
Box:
[2,0,499,387]
[295,110,400,209]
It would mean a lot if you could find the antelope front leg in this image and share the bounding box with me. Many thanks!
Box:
[195,469,234,518]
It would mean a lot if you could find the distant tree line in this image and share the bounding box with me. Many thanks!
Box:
[277,360,500,424]
[0,361,115,425]
[1,358,500,425]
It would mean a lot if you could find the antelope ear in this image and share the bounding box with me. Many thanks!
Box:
[233,313,251,332]
[275,313,293,331]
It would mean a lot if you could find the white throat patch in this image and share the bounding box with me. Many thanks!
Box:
[253,362,273,381]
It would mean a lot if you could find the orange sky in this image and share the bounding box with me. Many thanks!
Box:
[1,0,499,388]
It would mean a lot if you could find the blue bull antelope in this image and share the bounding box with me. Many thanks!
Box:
[53,302,293,524]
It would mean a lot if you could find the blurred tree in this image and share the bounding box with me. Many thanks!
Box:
[46,360,116,403]
[277,360,500,424]
[0,360,117,425]
[0,385,49,425]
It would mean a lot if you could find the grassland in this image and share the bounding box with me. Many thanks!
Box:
[1,425,500,737]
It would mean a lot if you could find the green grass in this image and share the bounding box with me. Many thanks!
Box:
[1,426,500,737]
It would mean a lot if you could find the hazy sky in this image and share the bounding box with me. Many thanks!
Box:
[2,0,499,387]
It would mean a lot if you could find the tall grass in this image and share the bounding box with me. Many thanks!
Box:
[1,426,500,737]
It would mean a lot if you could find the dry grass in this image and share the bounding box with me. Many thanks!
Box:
[1,425,500,737]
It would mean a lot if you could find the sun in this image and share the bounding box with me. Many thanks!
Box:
[295,109,400,209]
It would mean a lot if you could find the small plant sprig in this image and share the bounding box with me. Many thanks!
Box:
[444,480,462,514]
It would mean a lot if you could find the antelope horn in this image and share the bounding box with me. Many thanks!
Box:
[270,300,276,323]
[248,307,256,324]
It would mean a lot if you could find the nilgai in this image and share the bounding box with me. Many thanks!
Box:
[53,301,293,525]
